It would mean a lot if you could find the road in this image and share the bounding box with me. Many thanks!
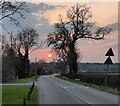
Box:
[37,75,119,105]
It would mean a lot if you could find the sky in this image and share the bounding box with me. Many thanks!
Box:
[2,0,119,63]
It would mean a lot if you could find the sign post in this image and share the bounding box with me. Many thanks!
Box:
[104,48,114,85]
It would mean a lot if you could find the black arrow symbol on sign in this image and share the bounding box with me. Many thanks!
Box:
[105,48,114,56]
[104,56,113,64]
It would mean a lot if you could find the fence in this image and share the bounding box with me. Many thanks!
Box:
[23,82,35,106]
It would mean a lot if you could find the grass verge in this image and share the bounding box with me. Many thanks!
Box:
[2,85,38,105]
[55,75,119,95]
[9,75,39,83]
[0,86,2,105]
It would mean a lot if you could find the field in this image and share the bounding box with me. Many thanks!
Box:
[2,85,38,105]
[78,63,119,72]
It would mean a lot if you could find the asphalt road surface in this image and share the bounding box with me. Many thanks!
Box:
[37,75,119,105]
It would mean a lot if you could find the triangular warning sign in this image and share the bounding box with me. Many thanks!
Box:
[105,48,114,56]
[104,56,113,64]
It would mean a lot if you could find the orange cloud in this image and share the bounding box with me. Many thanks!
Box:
[32,2,117,26]
[88,2,118,26]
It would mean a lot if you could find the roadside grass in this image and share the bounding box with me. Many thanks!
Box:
[9,75,39,83]
[0,86,2,105]
[2,85,38,105]
[55,75,119,95]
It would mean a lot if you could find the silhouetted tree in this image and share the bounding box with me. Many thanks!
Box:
[16,27,39,77]
[0,1,28,34]
[47,4,111,79]
[2,42,17,82]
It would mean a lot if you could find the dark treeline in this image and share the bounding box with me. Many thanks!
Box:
[2,46,58,82]
[2,51,54,82]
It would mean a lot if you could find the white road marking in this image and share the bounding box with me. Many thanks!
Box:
[65,88,92,104]
[53,76,92,104]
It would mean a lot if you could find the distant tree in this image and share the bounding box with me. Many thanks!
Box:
[2,42,17,82]
[47,4,111,79]
[56,60,67,75]
[15,27,39,77]
[33,59,48,75]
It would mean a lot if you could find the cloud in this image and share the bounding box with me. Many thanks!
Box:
[35,17,54,36]
[106,22,118,32]
[35,23,43,27]
[2,2,56,36]
[88,2,118,26]
[27,2,59,12]
[31,2,66,25]
[31,2,118,26]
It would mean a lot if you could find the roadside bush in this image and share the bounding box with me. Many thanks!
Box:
[63,73,119,89]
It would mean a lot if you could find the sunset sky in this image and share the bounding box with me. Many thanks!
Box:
[2,1,118,63]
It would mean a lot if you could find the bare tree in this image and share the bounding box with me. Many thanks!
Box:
[16,27,39,77]
[0,1,28,35]
[1,1,28,56]
[2,27,41,79]
[47,4,111,79]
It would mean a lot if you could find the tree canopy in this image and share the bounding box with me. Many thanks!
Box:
[47,4,111,78]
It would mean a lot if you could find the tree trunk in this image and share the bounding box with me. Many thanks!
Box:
[25,47,29,77]
[73,56,78,79]
[68,43,78,79]
[17,48,26,78]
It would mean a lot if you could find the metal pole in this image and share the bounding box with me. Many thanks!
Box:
[23,98,26,106]
[104,64,109,86]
